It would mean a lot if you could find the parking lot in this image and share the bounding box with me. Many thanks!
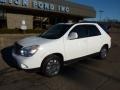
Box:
[0,32,120,90]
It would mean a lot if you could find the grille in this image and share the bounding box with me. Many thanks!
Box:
[13,42,23,55]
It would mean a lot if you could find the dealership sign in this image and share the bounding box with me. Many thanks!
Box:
[0,0,70,13]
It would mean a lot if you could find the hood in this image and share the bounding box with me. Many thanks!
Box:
[17,36,54,47]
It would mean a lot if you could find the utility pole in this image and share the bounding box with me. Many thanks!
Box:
[99,10,104,21]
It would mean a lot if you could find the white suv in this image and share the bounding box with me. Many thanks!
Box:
[12,23,111,77]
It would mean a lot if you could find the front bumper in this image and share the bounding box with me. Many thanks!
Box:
[12,52,43,69]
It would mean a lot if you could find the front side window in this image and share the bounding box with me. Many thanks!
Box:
[69,25,88,38]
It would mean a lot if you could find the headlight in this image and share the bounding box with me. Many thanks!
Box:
[20,45,39,57]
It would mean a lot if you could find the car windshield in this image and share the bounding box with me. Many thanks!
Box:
[39,24,73,39]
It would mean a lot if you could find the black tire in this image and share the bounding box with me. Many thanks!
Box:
[98,46,108,59]
[41,55,62,77]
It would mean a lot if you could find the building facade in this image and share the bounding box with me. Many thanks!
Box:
[0,0,96,29]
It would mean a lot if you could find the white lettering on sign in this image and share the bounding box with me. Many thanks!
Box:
[32,1,37,8]
[58,5,70,13]
[38,1,44,9]
[0,0,70,13]
[14,0,20,5]
[0,0,7,3]
[8,0,12,4]
[32,1,55,11]
[44,3,49,10]
[50,4,54,11]
[66,7,70,12]
[22,0,29,6]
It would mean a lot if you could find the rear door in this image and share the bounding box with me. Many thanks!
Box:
[87,25,103,54]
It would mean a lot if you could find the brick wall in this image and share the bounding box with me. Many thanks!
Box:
[7,13,33,29]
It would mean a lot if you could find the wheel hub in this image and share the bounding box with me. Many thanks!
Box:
[46,59,60,76]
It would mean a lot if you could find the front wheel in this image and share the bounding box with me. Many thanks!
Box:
[98,47,108,59]
[41,55,62,77]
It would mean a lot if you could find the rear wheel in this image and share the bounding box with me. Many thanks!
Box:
[41,55,62,77]
[98,47,108,59]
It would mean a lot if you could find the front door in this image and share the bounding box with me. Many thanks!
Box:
[64,25,89,61]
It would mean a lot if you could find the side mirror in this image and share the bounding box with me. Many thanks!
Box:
[68,32,78,40]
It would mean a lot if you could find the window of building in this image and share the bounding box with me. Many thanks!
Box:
[0,8,7,29]
[33,16,50,30]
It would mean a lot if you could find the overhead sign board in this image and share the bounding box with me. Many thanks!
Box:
[0,0,70,13]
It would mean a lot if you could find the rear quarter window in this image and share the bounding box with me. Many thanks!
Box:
[98,23,110,33]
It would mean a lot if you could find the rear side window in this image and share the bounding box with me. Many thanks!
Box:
[88,25,101,37]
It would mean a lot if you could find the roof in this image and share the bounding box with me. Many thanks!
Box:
[61,21,109,33]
